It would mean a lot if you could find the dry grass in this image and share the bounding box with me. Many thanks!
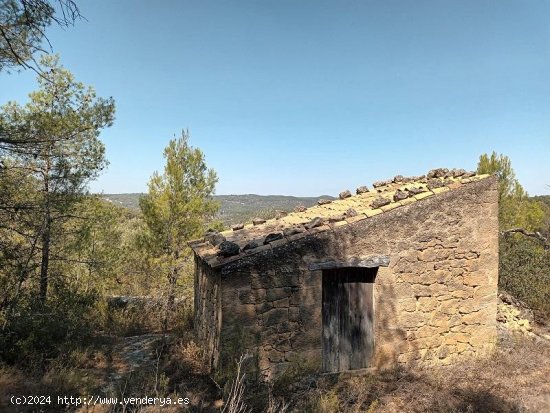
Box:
[286,331,550,413]
[2,306,548,413]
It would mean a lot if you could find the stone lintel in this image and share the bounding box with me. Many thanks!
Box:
[308,255,390,271]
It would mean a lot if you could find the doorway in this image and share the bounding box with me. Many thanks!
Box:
[322,267,376,372]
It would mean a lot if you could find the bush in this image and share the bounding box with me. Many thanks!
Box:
[0,284,98,369]
[499,235,550,321]
[99,296,194,336]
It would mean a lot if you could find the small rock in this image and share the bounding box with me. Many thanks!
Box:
[373,179,392,188]
[252,218,266,226]
[393,189,409,201]
[305,217,323,230]
[242,241,259,251]
[452,168,466,177]
[427,179,446,190]
[217,241,240,257]
[346,208,358,217]
[427,168,448,178]
[370,197,391,209]
[205,231,226,246]
[294,205,307,212]
[283,226,304,237]
[393,175,405,183]
[328,214,346,223]
[438,345,449,359]
[407,186,427,196]
[318,199,332,205]
[264,232,283,244]
[275,210,288,219]
[232,223,244,231]
[339,190,352,199]
[356,185,369,194]
[463,171,476,178]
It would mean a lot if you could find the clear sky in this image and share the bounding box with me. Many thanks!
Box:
[1,0,549,196]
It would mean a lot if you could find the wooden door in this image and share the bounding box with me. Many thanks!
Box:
[322,267,376,372]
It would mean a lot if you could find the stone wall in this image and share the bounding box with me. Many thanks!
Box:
[212,176,498,380]
[194,255,221,370]
[219,247,322,380]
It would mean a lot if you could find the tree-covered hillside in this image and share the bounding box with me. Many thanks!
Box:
[103,193,336,225]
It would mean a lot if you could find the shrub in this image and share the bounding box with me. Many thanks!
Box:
[499,235,550,321]
[0,284,97,369]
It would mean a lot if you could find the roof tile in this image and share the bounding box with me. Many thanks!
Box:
[190,170,491,266]
[365,208,383,217]
[414,191,434,200]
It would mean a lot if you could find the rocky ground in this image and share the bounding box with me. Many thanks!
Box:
[95,292,550,412]
[280,292,550,413]
[2,293,547,412]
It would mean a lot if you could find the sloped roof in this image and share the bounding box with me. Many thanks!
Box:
[189,168,491,268]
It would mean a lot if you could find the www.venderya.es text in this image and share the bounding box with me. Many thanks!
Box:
[10,395,190,407]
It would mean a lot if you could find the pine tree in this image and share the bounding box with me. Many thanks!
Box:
[140,130,220,328]
[0,54,115,303]
[477,151,545,231]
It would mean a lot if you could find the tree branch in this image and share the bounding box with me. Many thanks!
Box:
[501,228,549,249]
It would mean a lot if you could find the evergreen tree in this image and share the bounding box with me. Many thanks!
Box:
[0,54,115,303]
[0,0,80,73]
[139,130,219,328]
[477,151,545,231]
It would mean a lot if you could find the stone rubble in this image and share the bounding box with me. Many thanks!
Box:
[264,232,284,245]
[339,190,352,199]
[195,169,493,263]
[371,197,392,209]
[217,241,240,257]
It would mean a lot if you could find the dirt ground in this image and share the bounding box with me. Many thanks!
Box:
[279,296,550,413]
[1,297,549,413]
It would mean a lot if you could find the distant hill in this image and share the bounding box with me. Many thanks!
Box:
[101,193,335,225]
[102,193,143,210]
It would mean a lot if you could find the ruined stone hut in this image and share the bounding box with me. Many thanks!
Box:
[190,169,499,380]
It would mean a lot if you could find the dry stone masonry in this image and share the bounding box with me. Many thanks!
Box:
[191,169,499,381]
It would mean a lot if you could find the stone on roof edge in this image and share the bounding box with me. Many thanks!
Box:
[190,173,493,266]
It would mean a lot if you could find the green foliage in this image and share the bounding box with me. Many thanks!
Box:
[477,151,517,199]
[477,152,550,320]
[0,0,80,73]
[60,196,143,294]
[0,283,97,368]
[140,130,219,253]
[477,151,545,231]
[0,54,115,302]
[531,195,550,233]
[139,130,219,329]
[499,236,550,321]
[0,56,114,301]
[0,55,117,370]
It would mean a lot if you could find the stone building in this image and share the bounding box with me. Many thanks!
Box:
[190,169,499,380]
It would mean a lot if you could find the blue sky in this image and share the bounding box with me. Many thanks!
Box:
[1,0,549,196]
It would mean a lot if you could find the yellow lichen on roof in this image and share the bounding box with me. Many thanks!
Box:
[189,169,492,267]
